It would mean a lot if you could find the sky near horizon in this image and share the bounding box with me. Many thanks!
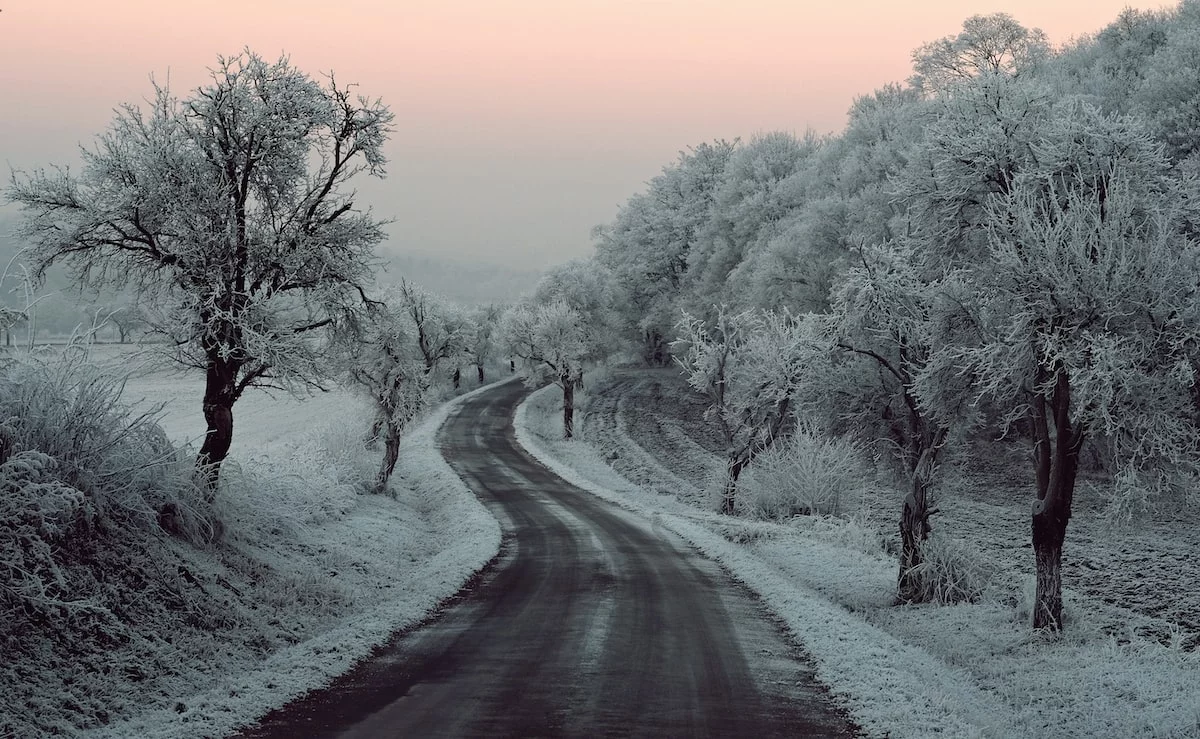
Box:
[0,1,1174,270]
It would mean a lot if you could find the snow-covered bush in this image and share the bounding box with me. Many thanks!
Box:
[0,354,203,532]
[218,419,373,540]
[903,534,994,605]
[0,354,204,619]
[0,450,90,614]
[739,424,867,519]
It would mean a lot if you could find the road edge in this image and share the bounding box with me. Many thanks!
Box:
[512,384,1007,739]
[90,382,505,739]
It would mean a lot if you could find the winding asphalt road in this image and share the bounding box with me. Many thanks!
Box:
[241,380,856,738]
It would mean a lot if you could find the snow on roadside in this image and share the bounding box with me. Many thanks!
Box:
[513,385,1010,738]
[87,381,502,739]
[591,370,1200,738]
[519,380,1200,739]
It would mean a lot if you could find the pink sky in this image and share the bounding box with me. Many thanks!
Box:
[0,1,1174,269]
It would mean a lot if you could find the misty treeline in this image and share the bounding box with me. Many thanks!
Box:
[563,5,1200,631]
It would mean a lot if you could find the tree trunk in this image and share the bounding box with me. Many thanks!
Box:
[196,357,237,498]
[1031,456,1078,630]
[562,378,575,438]
[644,329,667,366]
[896,426,945,604]
[366,414,384,448]
[375,422,402,494]
[1030,368,1082,631]
[897,474,932,603]
[476,363,485,384]
[721,455,747,515]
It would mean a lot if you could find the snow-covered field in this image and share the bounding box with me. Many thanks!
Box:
[515,369,1200,738]
[3,345,501,738]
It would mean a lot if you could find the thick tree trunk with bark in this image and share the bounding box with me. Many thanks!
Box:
[562,377,575,438]
[1032,513,1065,628]
[897,475,932,603]
[1030,368,1083,631]
[196,356,238,498]
[896,425,946,604]
[375,422,402,495]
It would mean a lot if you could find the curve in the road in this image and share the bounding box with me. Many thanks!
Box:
[239,380,857,738]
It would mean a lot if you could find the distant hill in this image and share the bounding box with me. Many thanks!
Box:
[377,251,543,306]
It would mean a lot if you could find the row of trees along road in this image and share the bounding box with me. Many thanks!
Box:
[587,7,1200,631]
[10,7,1200,634]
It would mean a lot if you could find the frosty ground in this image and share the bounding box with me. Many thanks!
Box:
[8,347,1198,738]
[2,345,500,738]
[514,367,1200,738]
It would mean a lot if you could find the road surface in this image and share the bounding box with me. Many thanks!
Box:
[240,380,857,737]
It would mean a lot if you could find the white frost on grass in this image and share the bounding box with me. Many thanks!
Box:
[86,375,502,739]
[515,384,1200,738]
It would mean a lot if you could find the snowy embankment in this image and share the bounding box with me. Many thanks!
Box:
[514,381,1200,739]
[67,364,502,738]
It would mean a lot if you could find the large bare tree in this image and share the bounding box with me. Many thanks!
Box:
[7,51,393,492]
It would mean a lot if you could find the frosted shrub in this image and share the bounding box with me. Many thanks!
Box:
[220,424,369,537]
[0,450,91,613]
[0,356,202,527]
[904,534,993,605]
[740,424,866,519]
[0,354,205,616]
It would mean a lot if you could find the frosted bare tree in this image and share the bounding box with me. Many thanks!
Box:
[919,111,1200,630]
[7,51,393,493]
[674,307,825,514]
[833,246,963,603]
[501,300,588,438]
[464,303,501,384]
[0,307,24,348]
[911,12,1050,95]
[334,298,428,494]
[592,140,736,363]
[105,303,146,344]
[397,279,468,378]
